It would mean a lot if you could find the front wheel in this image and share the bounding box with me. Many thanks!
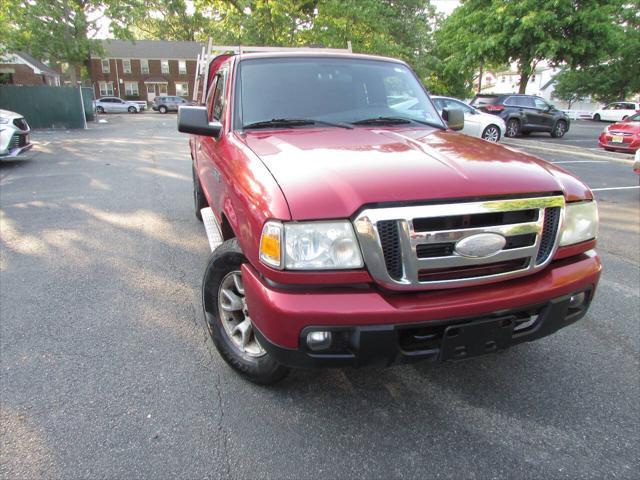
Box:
[96,106,104,114]
[593,114,601,122]
[481,125,501,142]
[505,119,520,137]
[551,120,568,138]
[202,239,289,385]
[128,106,137,114]
[158,105,168,114]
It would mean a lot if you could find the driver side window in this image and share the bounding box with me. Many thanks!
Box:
[534,98,549,110]
[211,68,228,121]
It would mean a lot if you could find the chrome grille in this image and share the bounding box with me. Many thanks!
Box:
[353,196,565,290]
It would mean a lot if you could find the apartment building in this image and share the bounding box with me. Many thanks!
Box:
[90,40,202,102]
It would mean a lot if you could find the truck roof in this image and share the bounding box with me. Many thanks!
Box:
[233,51,407,65]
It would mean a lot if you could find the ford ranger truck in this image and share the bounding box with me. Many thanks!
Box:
[178,52,601,384]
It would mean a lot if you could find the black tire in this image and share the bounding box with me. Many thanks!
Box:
[593,114,601,122]
[481,124,501,142]
[551,120,568,138]
[96,106,104,114]
[202,239,289,385]
[192,165,207,221]
[505,118,520,137]
[159,105,168,114]
[128,106,137,114]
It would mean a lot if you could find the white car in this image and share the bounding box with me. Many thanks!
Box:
[592,102,640,122]
[94,97,143,114]
[0,109,32,158]
[432,96,506,142]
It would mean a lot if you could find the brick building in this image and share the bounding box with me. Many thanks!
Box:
[0,52,61,86]
[90,40,202,103]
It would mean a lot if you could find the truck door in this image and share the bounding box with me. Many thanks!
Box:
[197,67,229,214]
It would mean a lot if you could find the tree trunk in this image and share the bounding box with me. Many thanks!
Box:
[477,63,483,93]
[517,60,533,94]
[518,70,529,94]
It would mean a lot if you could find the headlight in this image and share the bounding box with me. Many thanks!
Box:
[559,201,598,246]
[259,220,363,270]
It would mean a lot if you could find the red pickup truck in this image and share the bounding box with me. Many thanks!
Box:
[179,52,601,384]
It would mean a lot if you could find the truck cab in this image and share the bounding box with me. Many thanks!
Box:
[179,52,600,384]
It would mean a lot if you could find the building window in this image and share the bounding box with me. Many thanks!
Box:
[99,81,113,96]
[161,60,170,74]
[175,82,189,97]
[179,60,187,74]
[122,59,131,74]
[125,81,139,96]
[101,59,110,73]
[140,59,149,74]
[531,74,536,82]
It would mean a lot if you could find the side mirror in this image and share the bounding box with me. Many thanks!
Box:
[178,106,222,137]
[442,108,464,131]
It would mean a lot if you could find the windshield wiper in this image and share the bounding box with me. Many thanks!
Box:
[351,116,444,129]
[243,118,353,130]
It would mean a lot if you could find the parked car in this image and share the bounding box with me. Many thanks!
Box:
[94,97,143,114]
[598,112,640,153]
[432,96,505,142]
[152,96,196,113]
[592,102,640,122]
[178,52,600,384]
[470,93,571,138]
[0,109,33,158]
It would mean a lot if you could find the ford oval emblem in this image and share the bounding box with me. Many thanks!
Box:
[454,233,506,258]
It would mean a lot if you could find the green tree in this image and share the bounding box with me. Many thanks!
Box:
[0,0,141,82]
[551,3,640,104]
[551,70,589,108]
[435,0,623,94]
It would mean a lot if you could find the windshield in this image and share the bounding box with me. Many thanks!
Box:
[235,57,444,129]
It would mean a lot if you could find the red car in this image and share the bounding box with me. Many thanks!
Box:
[178,52,600,384]
[599,112,640,153]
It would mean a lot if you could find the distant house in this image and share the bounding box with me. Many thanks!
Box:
[475,63,561,101]
[90,40,203,102]
[0,52,61,86]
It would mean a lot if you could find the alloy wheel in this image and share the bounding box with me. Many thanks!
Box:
[483,126,500,142]
[217,271,265,357]
[506,120,519,137]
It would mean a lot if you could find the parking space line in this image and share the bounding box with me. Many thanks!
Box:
[551,160,609,164]
[591,186,640,191]
[503,140,634,165]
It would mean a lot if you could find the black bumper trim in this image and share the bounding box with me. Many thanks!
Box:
[253,288,594,369]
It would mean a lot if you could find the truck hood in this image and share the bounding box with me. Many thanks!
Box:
[241,127,590,220]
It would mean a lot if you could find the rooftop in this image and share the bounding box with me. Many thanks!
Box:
[96,40,205,59]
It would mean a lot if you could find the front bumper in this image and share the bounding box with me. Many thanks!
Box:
[599,133,640,152]
[243,251,601,368]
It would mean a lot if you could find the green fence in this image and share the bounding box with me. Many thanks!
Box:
[81,87,95,122]
[0,85,87,129]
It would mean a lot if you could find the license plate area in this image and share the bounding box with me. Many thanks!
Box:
[611,135,624,143]
[441,316,515,361]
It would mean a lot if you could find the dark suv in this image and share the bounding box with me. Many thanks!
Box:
[152,96,196,113]
[471,94,570,138]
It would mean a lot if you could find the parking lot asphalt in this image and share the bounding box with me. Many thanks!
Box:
[507,118,634,154]
[1,114,638,479]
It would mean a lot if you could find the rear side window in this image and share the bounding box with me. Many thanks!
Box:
[471,95,500,107]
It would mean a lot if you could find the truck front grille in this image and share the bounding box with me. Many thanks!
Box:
[353,195,564,291]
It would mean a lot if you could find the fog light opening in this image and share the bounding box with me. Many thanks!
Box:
[569,291,587,309]
[306,331,333,351]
